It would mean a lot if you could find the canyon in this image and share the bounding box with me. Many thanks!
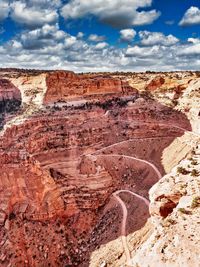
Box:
[0,69,199,266]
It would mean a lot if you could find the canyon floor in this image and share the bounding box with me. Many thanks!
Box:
[0,69,199,267]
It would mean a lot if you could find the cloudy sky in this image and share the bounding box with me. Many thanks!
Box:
[0,0,200,72]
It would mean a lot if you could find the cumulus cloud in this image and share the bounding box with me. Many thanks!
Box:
[178,43,200,56]
[120,29,136,42]
[61,0,160,28]
[77,32,84,39]
[0,18,200,72]
[139,31,179,46]
[188,38,200,44]
[88,34,106,42]
[19,24,65,50]
[10,0,59,28]
[94,42,108,50]
[0,0,10,21]
[125,45,160,58]
[179,6,200,26]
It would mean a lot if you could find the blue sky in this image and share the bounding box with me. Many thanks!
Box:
[0,0,200,71]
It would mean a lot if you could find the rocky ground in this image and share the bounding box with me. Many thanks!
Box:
[0,69,199,266]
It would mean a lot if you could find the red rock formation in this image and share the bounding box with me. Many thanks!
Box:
[150,193,182,218]
[0,79,21,101]
[145,76,165,91]
[0,156,64,223]
[0,78,21,129]
[173,84,186,100]
[0,69,193,266]
[44,71,131,103]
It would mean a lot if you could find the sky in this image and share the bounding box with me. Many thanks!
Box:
[0,0,200,72]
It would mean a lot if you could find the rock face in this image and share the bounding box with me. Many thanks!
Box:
[0,69,198,267]
[0,79,21,101]
[44,71,132,103]
[0,78,21,129]
[145,76,165,91]
[131,144,200,267]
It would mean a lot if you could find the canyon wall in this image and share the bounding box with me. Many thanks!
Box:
[44,71,133,103]
[0,69,198,266]
[0,78,21,129]
[130,143,200,267]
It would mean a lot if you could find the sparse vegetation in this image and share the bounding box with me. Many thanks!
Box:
[191,159,198,165]
[191,169,200,177]
[178,208,191,215]
[177,167,190,175]
[172,99,178,106]
[191,196,200,209]
[163,218,177,227]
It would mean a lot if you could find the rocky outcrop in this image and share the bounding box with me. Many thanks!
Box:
[130,144,200,267]
[145,76,165,91]
[176,78,200,133]
[0,157,64,222]
[0,78,21,129]
[44,71,132,103]
[0,79,21,101]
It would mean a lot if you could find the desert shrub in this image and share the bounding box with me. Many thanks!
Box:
[191,196,200,208]
[191,159,198,165]
[177,167,190,175]
[178,208,191,215]
[191,169,200,177]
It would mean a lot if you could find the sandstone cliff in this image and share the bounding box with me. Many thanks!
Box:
[130,142,200,267]
[0,69,199,266]
[0,78,21,129]
[0,79,21,101]
[44,71,133,103]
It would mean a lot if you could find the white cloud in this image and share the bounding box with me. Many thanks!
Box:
[64,36,77,49]
[95,42,108,50]
[1,21,200,72]
[178,43,200,56]
[125,45,160,58]
[188,38,200,44]
[0,0,10,21]
[19,24,66,50]
[139,31,179,46]
[77,32,84,39]
[130,10,160,26]
[27,0,61,8]
[88,34,106,42]
[61,0,160,28]
[179,6,200,26]
[10,1,59,28]
[120,29,136,42]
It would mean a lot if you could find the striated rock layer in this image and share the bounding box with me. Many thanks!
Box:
[44,71,133,103]
[0,78,21,129]
[0,79,21,101]
[130,143,200,267]
[0,69,198,266]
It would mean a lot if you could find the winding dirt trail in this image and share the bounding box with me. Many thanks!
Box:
[113,190,150,264]
[119,119,200,138]
[113,193,131,262]
[98,154,162,180]
[82,121,199,161]
[84,152,161,263]
[84,121,199,264]
[97,152,160,264]
[89,122,188,157]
